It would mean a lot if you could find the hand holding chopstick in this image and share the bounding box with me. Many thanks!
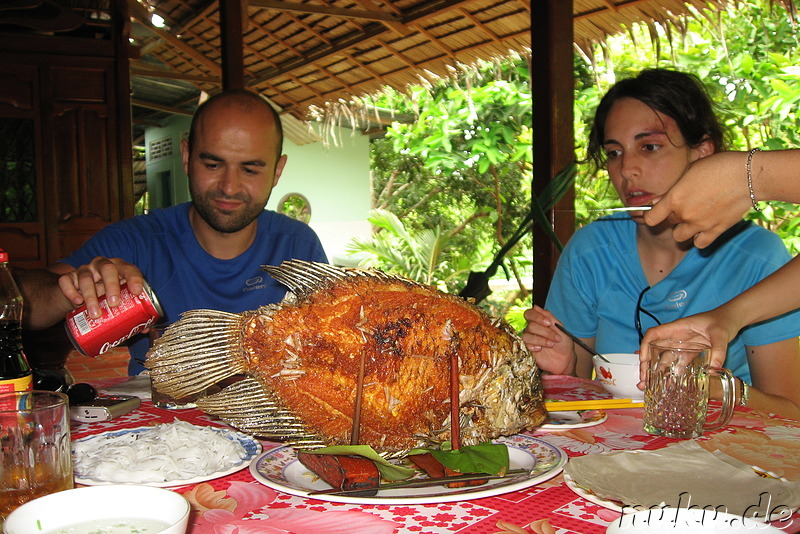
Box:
[554,323,610,363]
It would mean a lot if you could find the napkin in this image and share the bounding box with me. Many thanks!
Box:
[564,440,800,521]
[99,374,151,400]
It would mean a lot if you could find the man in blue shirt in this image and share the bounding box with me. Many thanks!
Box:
[21,89,327,374]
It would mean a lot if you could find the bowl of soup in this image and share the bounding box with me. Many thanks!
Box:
[3,485,190,534]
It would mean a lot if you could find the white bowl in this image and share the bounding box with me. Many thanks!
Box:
[593,353,644,400]
[606,507,783,533]
[3,485,190,534]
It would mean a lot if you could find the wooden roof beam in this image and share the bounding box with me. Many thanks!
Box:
[132,97,194,115]
[351,0,411,36]
[128,0,221,74]
[458,8,501,43]
[247,0,473,86]
[252,11,357,97]
[131,61,222,84]
[220,0,246,90]
[239,24,326,106]
[249,0,399,23]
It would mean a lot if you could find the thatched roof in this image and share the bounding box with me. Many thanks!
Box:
[4,0,796,139]
[128,0,736,125]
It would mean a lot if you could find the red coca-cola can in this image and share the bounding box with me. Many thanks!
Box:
[65,281,164,357]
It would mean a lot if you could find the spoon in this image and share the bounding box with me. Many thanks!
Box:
[554,323,610,363]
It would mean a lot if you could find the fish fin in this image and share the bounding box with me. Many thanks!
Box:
[146,309,249,398]
[197,377,327,448]
[262,260,398,299]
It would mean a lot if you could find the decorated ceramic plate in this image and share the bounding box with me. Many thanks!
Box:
[73,425,261,487]
[250,434,567,505]
[539,410,607,430]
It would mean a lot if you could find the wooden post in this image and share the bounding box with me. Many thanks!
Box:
[531,0,575,307]
[112,0,134,220]
[219,0,246,90]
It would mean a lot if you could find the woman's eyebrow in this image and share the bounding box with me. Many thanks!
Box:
[603,130,668,145]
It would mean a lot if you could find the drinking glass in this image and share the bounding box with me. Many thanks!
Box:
[0,391,73,526]
[643,340,735,439]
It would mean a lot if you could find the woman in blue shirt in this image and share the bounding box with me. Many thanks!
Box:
[522,69,800,420]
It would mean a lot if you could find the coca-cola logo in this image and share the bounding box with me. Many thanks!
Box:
[97,317,157,354]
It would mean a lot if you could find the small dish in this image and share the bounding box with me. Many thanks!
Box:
[73,425,261,487]
[3,485,190,534]
[539,410,607,430]
[593,353,644,400]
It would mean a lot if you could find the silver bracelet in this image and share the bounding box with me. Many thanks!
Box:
[746,148,762,212]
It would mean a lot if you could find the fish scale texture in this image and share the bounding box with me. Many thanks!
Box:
[149,261,546,453]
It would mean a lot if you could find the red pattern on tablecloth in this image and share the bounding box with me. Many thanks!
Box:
[70,375,800,534]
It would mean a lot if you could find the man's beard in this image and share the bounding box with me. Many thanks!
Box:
[191,190,267,233]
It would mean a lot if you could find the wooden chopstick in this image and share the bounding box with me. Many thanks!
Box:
[545,399,644,411]
[308,469,531,496]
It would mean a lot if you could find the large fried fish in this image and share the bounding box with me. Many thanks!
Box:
[147,260,546,453]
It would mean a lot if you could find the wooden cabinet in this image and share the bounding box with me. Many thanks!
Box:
[0,8,132,269]
[0,62,45,266]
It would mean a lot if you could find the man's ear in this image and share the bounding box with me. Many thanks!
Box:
[181,138,190,175]
[272,154,288,187]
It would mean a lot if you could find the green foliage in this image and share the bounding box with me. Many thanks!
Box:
[354,0,800,316]
[355,55,535,308]
[347,209,477,291]
[575,0,800,255]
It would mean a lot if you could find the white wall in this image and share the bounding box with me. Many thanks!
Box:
[271,129,372,265]
[144,118,372,265]
[143,115,192,208]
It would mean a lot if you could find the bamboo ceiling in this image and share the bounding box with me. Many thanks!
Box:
[12,0,793,136]
[126,0,745,128]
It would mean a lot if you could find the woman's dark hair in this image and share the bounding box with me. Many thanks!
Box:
[586,69,728,173]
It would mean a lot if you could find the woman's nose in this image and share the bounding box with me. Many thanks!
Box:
[619,153,640,181]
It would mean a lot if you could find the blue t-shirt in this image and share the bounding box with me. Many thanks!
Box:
[546,213,800,384]
[61,202,328,374]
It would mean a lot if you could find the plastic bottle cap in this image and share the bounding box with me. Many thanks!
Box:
[0,249,6,263]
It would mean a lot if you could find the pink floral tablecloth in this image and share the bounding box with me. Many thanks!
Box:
[71,375,800,534]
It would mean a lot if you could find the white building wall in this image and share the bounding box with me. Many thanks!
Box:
[144,118,372,266]
[270,129,372,265]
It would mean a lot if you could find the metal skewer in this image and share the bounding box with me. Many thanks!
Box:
[585,206,653,212]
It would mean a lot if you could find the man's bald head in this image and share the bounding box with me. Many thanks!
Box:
[188,89,284,158]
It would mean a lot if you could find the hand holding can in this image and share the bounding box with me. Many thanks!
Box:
[65,280,163,357]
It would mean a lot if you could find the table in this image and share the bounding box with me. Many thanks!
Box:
[70,375,800,534]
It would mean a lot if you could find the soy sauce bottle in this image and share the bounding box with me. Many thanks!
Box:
[0,249,32,393]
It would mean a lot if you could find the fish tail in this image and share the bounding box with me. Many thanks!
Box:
[146,309,249,398]
[197,377,326,448]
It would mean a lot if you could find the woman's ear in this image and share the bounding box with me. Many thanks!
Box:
[692,137,715,160]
